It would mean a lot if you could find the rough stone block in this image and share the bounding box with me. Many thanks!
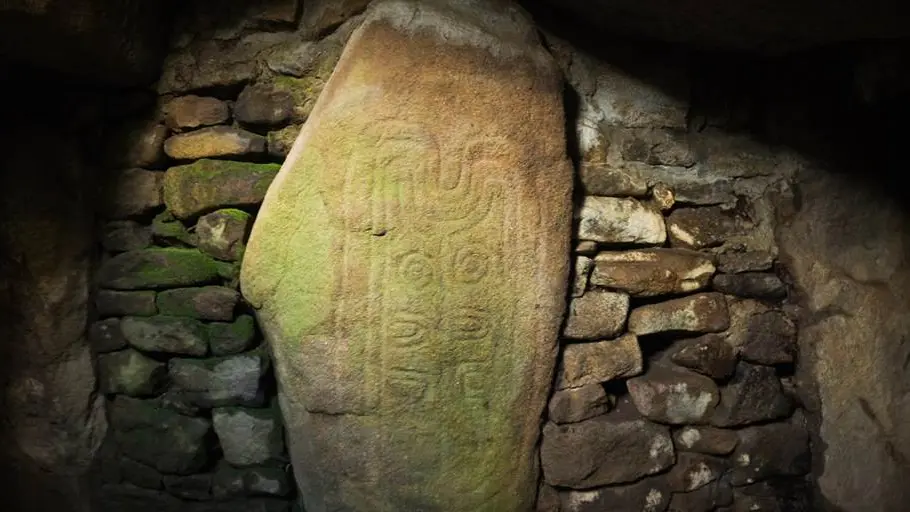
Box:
[711,363,792,427]
[628,293,730,336]
[557,334,642,389]
[163,95,230,131]
[164,126,267,161]
[562,289,629,340]
[667,452,729,492]
[98,248,220,290]
[213,463,292,498]
[548,384,612,424]
[713,272,787,300]
[669,334,737,379]
[156,286,240,321]
[97,349,167,396]
[89,318,128,353]
[213,406,285,467]
[196,209,253,261]
[96,290,157,317]
[102,168,164,219]
[732,423,810,486]
[571,256,593,298]
[121,315,209,355]
[577,196,666,245]
[163,159,279,219]
[169,351,269,407]
[627,364,720,424]
[591,248,715,297]
[208,315,258,356]
[558,476,671,512]
[674,426,739,455]
[101,221,153,252]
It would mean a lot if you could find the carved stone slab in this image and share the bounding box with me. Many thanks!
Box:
[240,1,572,510]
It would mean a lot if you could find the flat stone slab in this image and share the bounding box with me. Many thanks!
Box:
[240,1,572,510]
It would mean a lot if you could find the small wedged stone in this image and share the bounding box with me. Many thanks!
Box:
[559,476,671,512]
[121,315,209,356]
[169,351,269,407]
[591,248,715,297]
[627,364,720,424]
[156,286,240,321]
[571,256,594,298]
[102,221,153,252]
[669,334,737,379]
[628,293,730,336]
[235,83,296,126]
[716,251,774,274]
[577,196,666,245]
[740,311,797,365]
[163,159,280,219]
[196,209,253,261]
[97,349,167,396]
[541,415,674,488]
[563,289,629,340]
[163,95,230,132]
[90,318,128,353]
[548,384,612,424]
[212,405,285,467]
[208,315,258,356]
[713,273,787,300]
[667,206,741,249]
[152,211,196,246]
[102,168,164,219]
[732,423,810,486]
[557,334,643,389]
[98,248,220,290]
[213,463,292,498]
[667,452,729,492]
[267,124,302,158]
[723,298,771,353]
[163,473,212,501]
[109,396,214,475]
[674,426,739,455]
[164,126,267,161]
[711,363,792,427]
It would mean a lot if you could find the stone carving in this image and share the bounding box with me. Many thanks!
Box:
[241,1,572,510]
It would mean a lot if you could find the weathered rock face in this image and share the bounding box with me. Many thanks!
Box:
[778,168,910,510]
[240,1,572,510]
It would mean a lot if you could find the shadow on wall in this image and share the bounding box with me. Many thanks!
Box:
[525,4,910,511]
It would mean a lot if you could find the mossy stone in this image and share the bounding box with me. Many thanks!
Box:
[168,349,270,408]
[208,314,257,356]
[97,348,167,396]
[196,208,253,261]
[95,289,158,317]
[151,210,196,246]
[121,315,209,356]
[98,248,219,290]
[156,286,240,321]
[163,159,280,219]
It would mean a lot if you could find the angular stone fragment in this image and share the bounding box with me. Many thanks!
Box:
[619,128,695,167]
[240,2,572,510]
[97,349,167,396]
[674,426,739,455]
[235,83,296,126]
[559,476,671,512]
[577,196,666,244]
[712,363,792,427]
[713,273,787,300]
[102,221,153,252]
[667,452,729,492]
[208,315,258,356]
[591,248,715,297]
[90,318,128,353]
[299,0,371,38]
[629,293,730,336]
[571,256,593,297]
[732,423,810,486]
[163,473,212,501]
[196,209,253,261]
[563,289,629,340]
[95,289,157,317]
[109,396,214,475]
[163,159,279,219]
[163,95,230,131]
[213,463,292,498]
[667,207,740,249]
[121,315,209,355]
[169,351,269,407]
[578,164,650,197]
[716,251,775,274]
[267,124,302,159]
[541,415,674,488]
[670,334,737,379]
[213,406,285,466]
[164,126,267,161]
[669,477,734,511]
[103,168,164,219]
[106,121,168,168]
[548,384,612,424]
[536,484,561,512]
[156,286,240,321]
[627,365,720,424]
[740,311,797,365]
[557,334,642,389]
[723,298,772,352]
[98,248,220,290]
[151,211,196,246]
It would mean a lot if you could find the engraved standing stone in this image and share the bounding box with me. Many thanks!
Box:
[240,1,572,511]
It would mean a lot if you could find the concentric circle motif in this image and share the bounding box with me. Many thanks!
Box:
[399,252,434,288]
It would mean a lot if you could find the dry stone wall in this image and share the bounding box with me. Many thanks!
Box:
[536,37,812,512]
